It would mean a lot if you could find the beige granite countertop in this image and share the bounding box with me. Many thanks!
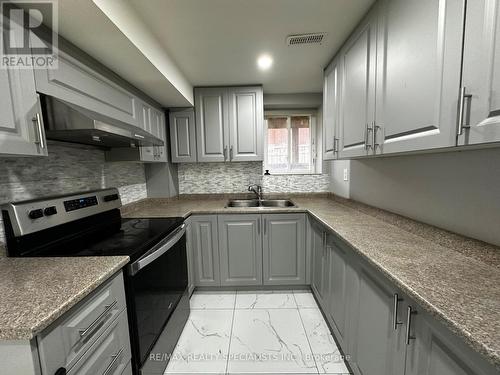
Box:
[122,195,500,369]
[0,255,129,340]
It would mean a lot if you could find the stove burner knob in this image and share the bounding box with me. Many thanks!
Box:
[28,209,44,220]
[44,206,58,216]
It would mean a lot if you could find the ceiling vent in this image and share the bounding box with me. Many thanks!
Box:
[286,33,327,46]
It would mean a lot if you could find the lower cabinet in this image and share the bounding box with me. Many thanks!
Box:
[310,222,498,375]
[191,213,307,288]
[262,214,306,285]
[190,215,221,287]
[218,214,263,286]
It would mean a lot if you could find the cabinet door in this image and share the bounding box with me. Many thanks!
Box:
[326,236,349,348]
[218,214,262,286]
[404,303,498,375]
[34,50,140,128]
[195,87,229,162]
[262,214,306,285]
[169,108,197,163]
[228,86,264,161]
[338,7,377,158]
[191,215,220,287]
[350,266,406,375]
[375,0,464,155]
[323,58,341,160]
[156,111,168,162]
[311,222,329,305]
[458,0,500,145]
[0,20,47,157]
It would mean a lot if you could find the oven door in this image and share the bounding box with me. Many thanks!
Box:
[126,223,188,372]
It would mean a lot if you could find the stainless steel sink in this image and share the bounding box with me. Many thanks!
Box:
[226,199,296,208]
[260,199,296,207]
[226,199,260,207]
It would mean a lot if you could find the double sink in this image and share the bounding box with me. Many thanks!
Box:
[226,199,296,208]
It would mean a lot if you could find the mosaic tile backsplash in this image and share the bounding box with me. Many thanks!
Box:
[0,141,147,244]
[178,162,330,194]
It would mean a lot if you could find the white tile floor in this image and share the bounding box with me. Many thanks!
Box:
[165,290,350,374]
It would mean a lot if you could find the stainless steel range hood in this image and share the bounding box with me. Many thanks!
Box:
[42,95,164,148]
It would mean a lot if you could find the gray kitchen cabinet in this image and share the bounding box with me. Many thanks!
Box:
[325,235,350,349]
[349,263,407,375]
[323,57,341,160]
[0,19,48,157]
[34,49,141,129]
[458,0,500,146]
[195,86,264,162]
[185,218,195,296]
[404,300,498,375]
[338,5,377,159]
[195,87,229,162]
[228,86,264,161]
[191,215,221,287]
[262,214,306,285]
[311,220,330,306]
[169,108,197,163]
[374,0,464,155]
[218,214,263,286]
[141,108,167,163]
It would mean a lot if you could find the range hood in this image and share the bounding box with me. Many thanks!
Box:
[42,95,164,148]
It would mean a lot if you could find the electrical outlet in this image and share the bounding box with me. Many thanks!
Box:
[343,168,349,181]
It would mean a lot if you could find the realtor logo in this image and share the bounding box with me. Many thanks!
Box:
[0,0,58,68]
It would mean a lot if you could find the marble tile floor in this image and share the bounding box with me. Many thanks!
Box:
[165,290,350,375]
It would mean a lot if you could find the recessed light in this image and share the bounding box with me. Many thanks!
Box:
[257,54,273,70]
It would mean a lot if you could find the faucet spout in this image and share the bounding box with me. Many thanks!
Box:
[248,184,263,201]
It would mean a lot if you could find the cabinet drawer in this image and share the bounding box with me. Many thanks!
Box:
[68,311,131,375]
[38,272,126,375]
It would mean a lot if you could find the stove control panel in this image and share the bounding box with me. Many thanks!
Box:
[64,196,98,212]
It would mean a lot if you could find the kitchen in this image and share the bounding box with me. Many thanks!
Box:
[0,0,499,375]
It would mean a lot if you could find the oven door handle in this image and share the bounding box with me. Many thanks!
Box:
[128,223,186,276]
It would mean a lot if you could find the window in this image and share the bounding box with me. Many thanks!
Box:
[265,114,315,174]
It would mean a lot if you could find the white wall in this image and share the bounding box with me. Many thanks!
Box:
[328,159,350,198]
[349,148,500,246]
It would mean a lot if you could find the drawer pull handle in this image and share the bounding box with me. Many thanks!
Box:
[79,300,118,339]
[405,306,418,345]
[392,293,403,330]
[102,347,124,375]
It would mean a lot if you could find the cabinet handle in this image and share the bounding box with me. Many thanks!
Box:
[102,347,124,375]
[223,146,228,161]
[79,300,117,339]
[32,113,45,149]
[373,122,381,150]
[393,293,403,330]
[364,123,373,150]
[322,232,327,257]
[230,145,234,161]
[457,86,472,135]
[264,218,267,235]
[334,137,339,154]
[257,218,261,235]
[405,306,417,345]
[134,133,145,139]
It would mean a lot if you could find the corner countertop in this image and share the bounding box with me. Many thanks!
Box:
[0,254,129,341]
[122,195,500,369]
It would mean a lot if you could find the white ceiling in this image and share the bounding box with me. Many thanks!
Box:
[127,0,374,94]
[38,0,374,106]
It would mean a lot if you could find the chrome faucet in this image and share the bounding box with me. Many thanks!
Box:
[248,184,263,201]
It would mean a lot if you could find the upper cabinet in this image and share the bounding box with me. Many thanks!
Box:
[326,0,500,159]
[195,86,264,162]
[323,57,341,160]
[228,87,264,161]
[338,8,377,159]
[0,16,48,157]
[375,0,464,154]
[34,49,141,128]
[169,108,197,163]
[458,0,500,146]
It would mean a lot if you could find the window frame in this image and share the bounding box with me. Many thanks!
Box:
[264,111,318,175]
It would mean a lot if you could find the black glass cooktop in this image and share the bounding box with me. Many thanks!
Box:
[7,214,184,262]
